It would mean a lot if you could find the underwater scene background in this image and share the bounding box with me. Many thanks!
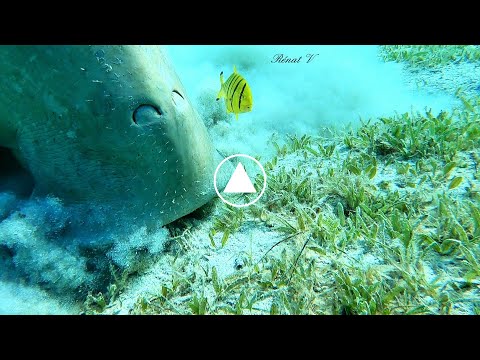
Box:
[0,45,479,314]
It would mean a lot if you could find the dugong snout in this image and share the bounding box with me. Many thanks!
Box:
[0,45,230,226]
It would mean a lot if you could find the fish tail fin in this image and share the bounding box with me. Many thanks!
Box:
[216,71,225,101]
[235,113,239,120]
[216,87,225,101]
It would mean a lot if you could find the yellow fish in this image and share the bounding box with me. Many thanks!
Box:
[216,65,253,120]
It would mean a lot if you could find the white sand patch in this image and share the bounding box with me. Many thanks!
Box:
[104,209,286,314]
[402,61,480,99]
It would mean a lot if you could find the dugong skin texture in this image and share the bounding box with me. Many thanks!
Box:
[0,45,230,226]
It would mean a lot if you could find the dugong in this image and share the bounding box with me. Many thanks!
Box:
[0,45,230,226]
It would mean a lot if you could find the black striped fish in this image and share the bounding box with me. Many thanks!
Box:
[216,65,253,120]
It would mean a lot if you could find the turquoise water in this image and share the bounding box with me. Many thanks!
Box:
[0,45,479,314]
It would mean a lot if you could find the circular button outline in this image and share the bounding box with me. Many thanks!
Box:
[213,154,267,208]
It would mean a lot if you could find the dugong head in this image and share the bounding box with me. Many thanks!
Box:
[0,45,230,226]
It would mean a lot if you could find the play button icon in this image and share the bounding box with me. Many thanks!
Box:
[214,154,267,207]
[224,162,257,194]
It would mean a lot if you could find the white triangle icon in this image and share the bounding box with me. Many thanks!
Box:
[223,162,257,193]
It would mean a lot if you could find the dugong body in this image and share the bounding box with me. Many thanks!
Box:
[0,45,229,226]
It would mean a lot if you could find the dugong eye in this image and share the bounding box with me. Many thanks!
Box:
[132,104,162,126]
